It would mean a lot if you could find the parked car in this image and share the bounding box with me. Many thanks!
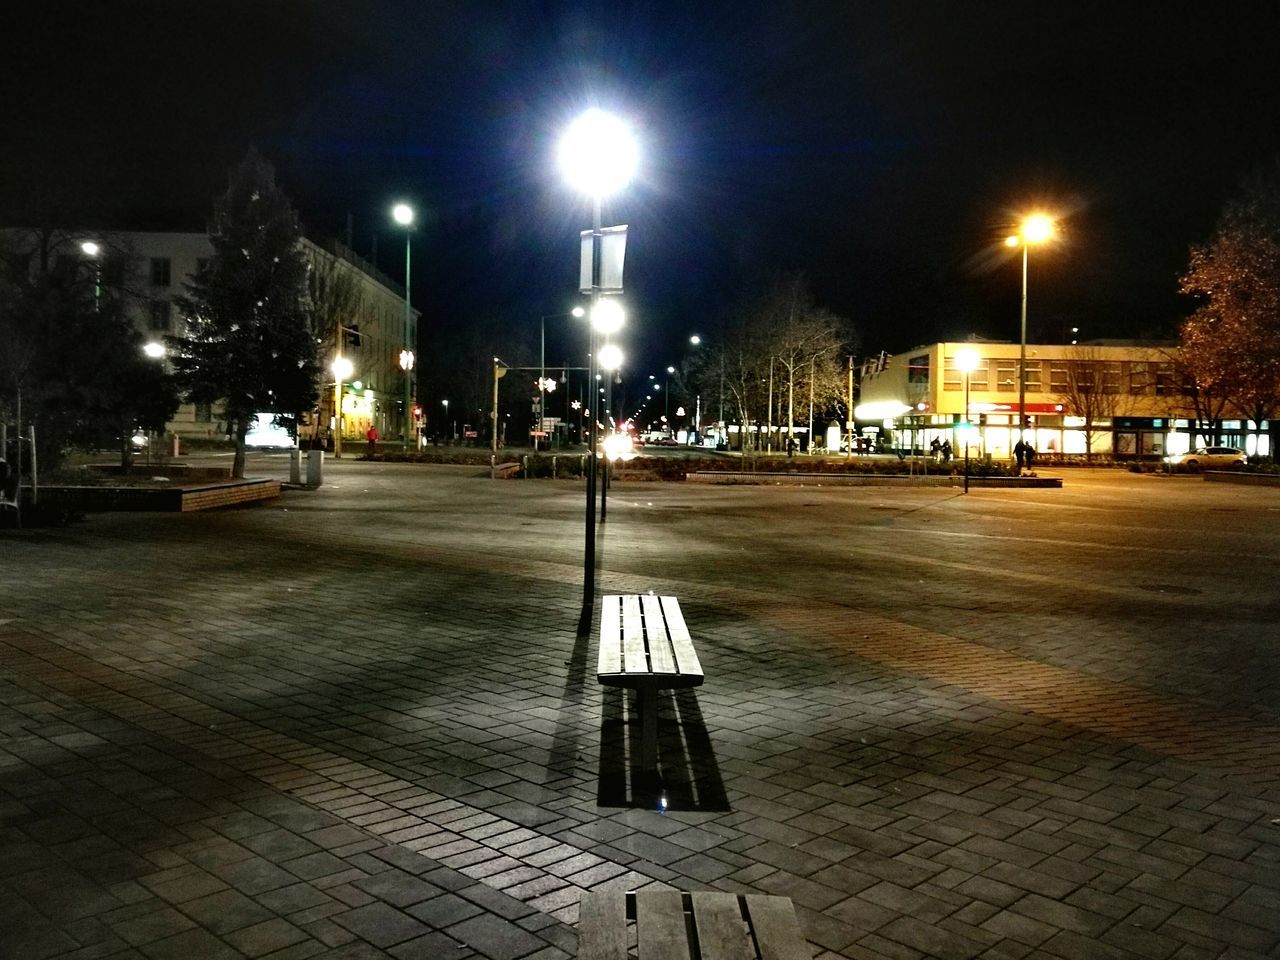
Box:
[1163,446,1246,470]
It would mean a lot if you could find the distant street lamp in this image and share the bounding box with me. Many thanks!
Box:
[392,203,415,446]
[142,342,165,359]
[956,348,980,494]
[80,240,101,311]
[1005,213,1057,441]
[560,107,637,605]
[331,355,353,459]
[442,398,450,441]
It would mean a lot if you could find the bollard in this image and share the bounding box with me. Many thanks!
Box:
[171,434,181,458]
[552,456,558,478]
[490,454,496,479]
[290,448,302,484]
[522,455,529,478]
[306,449,324,486]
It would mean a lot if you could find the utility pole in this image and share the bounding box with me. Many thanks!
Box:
[846,356,854,460]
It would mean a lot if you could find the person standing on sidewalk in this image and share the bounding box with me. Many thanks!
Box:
[1014,438,1028,473]
[366,425,378,458]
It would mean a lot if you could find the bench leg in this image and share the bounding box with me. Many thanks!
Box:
[639,687,658,771]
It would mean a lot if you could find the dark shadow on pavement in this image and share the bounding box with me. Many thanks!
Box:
[596,687,730,811]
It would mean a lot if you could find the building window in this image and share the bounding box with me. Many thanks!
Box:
[1155,363,1176,396]
[1103,363,1122,394]
[149,300,171,332]
[1049,363,1070,392]
[907,355,929,385]
[943,359,961,391]
[996,361,1016,391]
[150,257,171,286]
[1024,361,1042,391]
[968,359,989,391]
[1129,362,1150,395]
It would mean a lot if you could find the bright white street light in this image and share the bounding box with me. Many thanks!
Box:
[571,305,586,318]
[956,348,980,373]
[392,203,414,226]
[142,342,165,359]
[399,349,415,371]
[689,334,701,345]
[80,240,100,257]
[558,108,639,198]
[331,356,353,381]
[591,298,625,334]
[598,343,624,371]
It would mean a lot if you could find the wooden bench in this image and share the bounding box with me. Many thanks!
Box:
[579,890,810,960]
[598,594,704,771]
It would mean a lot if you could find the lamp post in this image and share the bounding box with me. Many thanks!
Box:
[442,399,450,441]
[1004,213,1056,443]
[331,356,353,459]
[559,107,637,606]
[956,348,979,494]
[598,343,624,520]
[392,203,415,446]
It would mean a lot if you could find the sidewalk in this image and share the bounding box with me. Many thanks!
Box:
[1,461,1277,959]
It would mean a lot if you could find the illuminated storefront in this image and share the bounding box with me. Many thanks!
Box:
[857,340,1276,460]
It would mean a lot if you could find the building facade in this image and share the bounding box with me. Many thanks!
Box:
[5,228,417,445]
[856,340,1274,460]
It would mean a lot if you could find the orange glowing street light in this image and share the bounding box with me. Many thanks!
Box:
[1005,213,1058,442]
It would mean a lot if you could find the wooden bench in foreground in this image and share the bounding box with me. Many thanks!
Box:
[597,594,704,770]
[579,890,810,960]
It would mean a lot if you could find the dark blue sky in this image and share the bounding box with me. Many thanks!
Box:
[5,1,1280,374]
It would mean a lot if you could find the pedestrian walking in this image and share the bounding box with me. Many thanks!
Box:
[941,440,952,463]
[366,425,378,458]
[1014,438,1028,473]
[930,437,941,461]
[1024,440,1036,473]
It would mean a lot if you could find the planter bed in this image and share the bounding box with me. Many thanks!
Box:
[686,471,1061,488]
[35,478,280,512]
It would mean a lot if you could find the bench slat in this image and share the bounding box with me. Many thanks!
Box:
[598,595,623,676]
[744,895,810,960]
[691,892,754,960]
[660,596,703,678]
[636,890,691,960]
[642,594,677,675]
[622,595,648,674]
[579,891,628,960]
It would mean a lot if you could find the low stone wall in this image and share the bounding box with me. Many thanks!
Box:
[686,471,1062,488]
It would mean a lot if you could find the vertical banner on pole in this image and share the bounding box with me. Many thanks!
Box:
[579,226,627,293]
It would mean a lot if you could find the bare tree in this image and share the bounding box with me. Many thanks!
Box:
[1053,348,1137,459]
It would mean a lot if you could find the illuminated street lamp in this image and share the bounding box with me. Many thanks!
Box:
[441,398,450,441]
[392,203,415,445]
[956,348,980,494]
[142,342,165,359]
[331,355,354,459]
[80,240,101,311]
[1005,213,1057,441]
[560,107,637,604]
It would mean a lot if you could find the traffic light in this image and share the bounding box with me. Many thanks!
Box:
[978,413,987,426]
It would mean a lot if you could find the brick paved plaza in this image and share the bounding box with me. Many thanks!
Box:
[2,461,1278,960]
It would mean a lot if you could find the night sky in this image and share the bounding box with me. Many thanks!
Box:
[5,1,1280,375]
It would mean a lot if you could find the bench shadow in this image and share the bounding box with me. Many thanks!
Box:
[596,687,730,811]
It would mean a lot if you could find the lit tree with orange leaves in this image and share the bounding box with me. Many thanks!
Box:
[1180,162,1280,452]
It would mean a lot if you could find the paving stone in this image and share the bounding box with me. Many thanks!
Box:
[445,914,546,960]
[330,902,430,948]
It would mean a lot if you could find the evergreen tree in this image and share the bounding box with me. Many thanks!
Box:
[172,149,317,477]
